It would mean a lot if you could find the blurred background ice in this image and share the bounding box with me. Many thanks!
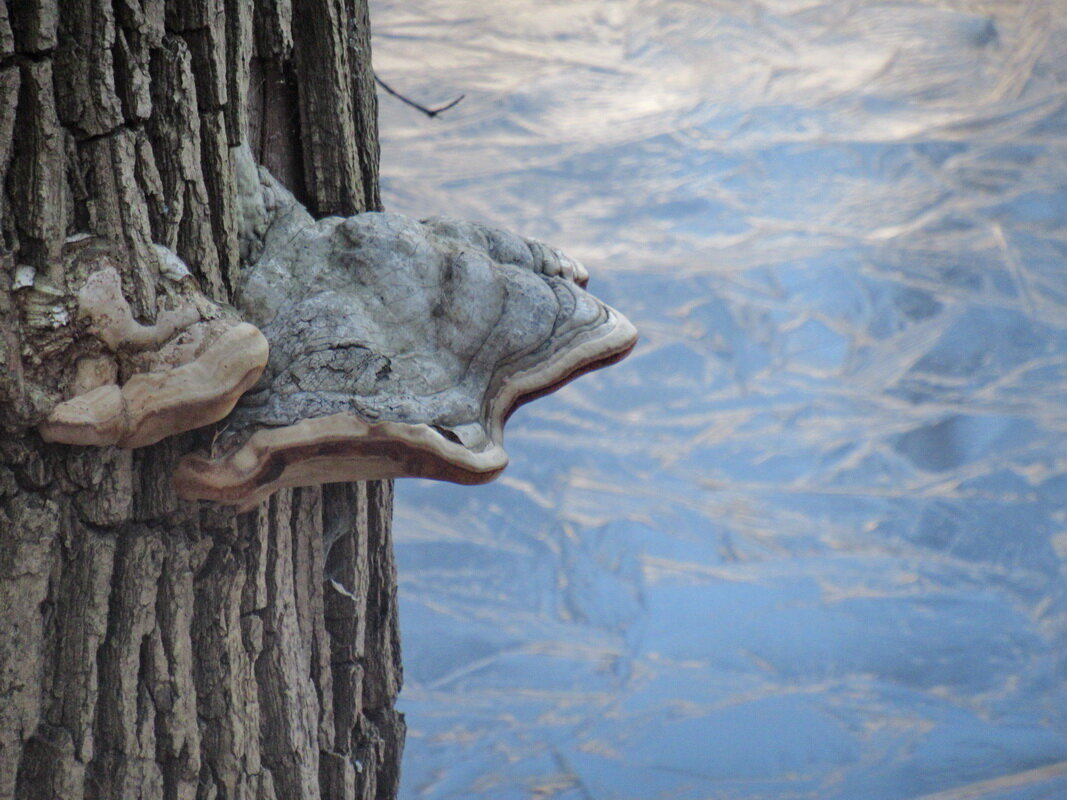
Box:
[370,1,1067,797]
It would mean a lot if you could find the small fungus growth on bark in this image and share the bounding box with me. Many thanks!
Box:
[35,242,268,448]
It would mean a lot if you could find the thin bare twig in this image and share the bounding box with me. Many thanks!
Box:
[374,74,465,119]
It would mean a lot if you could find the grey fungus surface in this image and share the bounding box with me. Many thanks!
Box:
[173,161,637,507]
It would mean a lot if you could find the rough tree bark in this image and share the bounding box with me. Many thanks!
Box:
[0,2,404,799]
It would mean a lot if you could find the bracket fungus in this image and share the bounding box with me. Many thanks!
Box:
[172,157,637,509]
[37,250,269,449]
[29,153,635,508]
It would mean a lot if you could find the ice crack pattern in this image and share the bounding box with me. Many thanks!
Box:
[373,1,1067,797]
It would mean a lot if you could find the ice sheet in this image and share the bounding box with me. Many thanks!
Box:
[371,1,1067,797]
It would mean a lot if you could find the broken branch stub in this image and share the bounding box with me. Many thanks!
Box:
[174,162,636,509]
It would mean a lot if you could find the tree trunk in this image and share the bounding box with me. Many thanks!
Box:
[0,2,404,798]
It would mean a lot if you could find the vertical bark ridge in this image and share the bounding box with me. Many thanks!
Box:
[147,33,225,301]
[358,480,405,800]
[9,58,65,280]
[195,107,241,294]
[345,0,381,212]
[165,0,241,295]
[1,486,62,800]
[248,56,306,203]
[223,0,253,146]
[255,490,322,800]
[85,529,167,800]
[291,0,365,217]
[53,0,124,139]
[9,0,58,54]
[0,1,18,58]
[77,129,157,316]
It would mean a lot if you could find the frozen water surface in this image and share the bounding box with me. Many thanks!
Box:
[370,1,1067,797]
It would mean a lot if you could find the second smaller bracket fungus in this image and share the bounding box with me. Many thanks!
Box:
[174,174,636,509]
[38,247,269,449]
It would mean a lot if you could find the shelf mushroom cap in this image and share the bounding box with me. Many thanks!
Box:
[38,260,269,450]
[40,322,268,448]
[174,211,637,509]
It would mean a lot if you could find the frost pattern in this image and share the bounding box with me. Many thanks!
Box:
[373,1,1067,797]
